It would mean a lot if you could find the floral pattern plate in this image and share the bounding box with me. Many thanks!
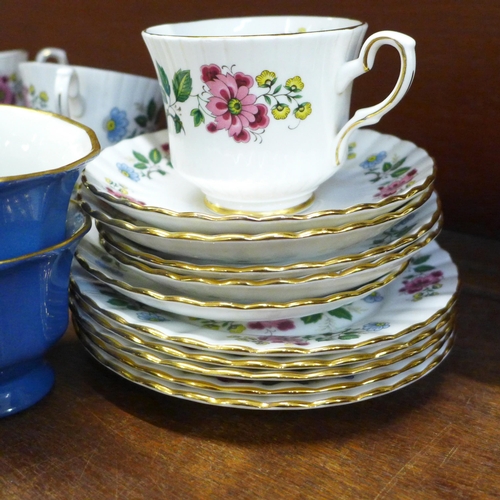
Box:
[69,240,459,355]
[82,129,435,234]
[72,303,455,382]
[77,327,454,410]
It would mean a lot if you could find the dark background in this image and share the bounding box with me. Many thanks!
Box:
[3,0,499,239]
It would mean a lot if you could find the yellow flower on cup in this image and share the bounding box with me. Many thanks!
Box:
[256,70,277,88]
[285,76,304,92]
[39,91,49,102]
[271,104,291,120]
[294,102,312,120]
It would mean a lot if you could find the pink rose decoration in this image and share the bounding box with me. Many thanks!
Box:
[0,76,15,104]
[375,169,418,198]
[399,270,443,294]
[105,187,146,206]
[201,64,221,83]
[248,319,296,331]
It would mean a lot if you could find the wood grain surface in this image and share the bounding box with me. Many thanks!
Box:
[2,0,500,239]
[0,230,499,499]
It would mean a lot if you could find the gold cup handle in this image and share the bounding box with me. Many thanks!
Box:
[334,31,417,165]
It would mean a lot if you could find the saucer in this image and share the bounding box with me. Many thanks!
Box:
[69,240,459,355]
[80,186,433,265]
[72,303,454,382]
[97,192,442,280]
[77,327,454,409]
[82,128,436,234]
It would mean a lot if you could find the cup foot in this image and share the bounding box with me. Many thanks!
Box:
[204,193,315,217]
[0,359,55,418]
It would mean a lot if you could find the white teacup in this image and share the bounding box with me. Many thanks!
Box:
[0,49,28,105]
[19,49,164,148]
[143,16,416,215]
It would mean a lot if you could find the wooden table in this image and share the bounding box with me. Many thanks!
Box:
[1,230,499,499]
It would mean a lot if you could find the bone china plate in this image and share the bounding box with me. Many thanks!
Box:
[81,128,436,234]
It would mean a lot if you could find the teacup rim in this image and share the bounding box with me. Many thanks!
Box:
[0,200,91,266]
[0,104,100,184]
[0,48,28,59]
[143,15,367,39]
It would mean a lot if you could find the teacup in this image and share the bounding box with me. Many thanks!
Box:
[19,48,164,149]
[0,104,99,260]
[0,201,91,417]
[0,49,28,105]
[143,16,416,215]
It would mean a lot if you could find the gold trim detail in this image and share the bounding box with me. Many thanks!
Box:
[80,187,433,243]
[77,329,454,408]
[204,195,315,217]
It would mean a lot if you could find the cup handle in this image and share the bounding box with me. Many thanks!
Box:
[333,30,416,165]
[54,67,84,118]
[36,47,69,64]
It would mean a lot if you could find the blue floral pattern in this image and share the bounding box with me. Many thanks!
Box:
[106,107,129,143]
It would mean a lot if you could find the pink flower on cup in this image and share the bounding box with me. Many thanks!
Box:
[399,270,443,294]
[204,70,269,142]
[0,76,15,104]
[375,169,418,198]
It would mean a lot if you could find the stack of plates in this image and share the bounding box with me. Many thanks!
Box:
[71,128,459,410]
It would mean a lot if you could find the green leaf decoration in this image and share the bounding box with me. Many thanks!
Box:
[339,333,360,340]
[134,115,148,127]
[286,95,292,103]
[294,95,303,99]
[172,114,184,134]
[133,162,148,170]
[273,84,282,94]
[108,298,129,307]
[391,167,411,178]
[264,95,272,105]
[147,99,156,121]
[133,151,149,163]
[391,157,407,170]
[157,63,171,97]
[300,313,323,324]
[149,148,162,164]
[173,69,192,103]
[158,169,167,175]
[271,77,278,86]
[412,255,430,265]
[328,308,353,321]
[414,265,435,273]
[190,108,205,127]
[382,162,392,172]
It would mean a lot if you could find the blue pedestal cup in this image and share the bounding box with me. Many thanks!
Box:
[0,201,91,417]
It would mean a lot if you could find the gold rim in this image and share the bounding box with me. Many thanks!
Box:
[69,271,460,355]
[72,253,409,311]
[82,162,436,223]
[77,320,452,395]
[98,221,442,287]
[0,200,91,266]
[78,331,454,407]
[96,202,442,274]
[81,187,433,243]
[72,305,454,381]
[0,105,100,183]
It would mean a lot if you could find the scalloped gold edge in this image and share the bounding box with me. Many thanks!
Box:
[71,292,455,371]
[81,159,436,222]
[96,201,442,274]
[98,219,442,286]
[80,186,433,242]
[77,321,452,395]
[72,305,454,382]
[69,269,460,355]
[78,331,454,407]
[72,253,409,311]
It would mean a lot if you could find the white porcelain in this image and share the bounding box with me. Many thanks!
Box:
[79,224,422,304]
[80,186,433,266]
[78,327,453,409]
[19,48,164,148]
[73,303,454,382]
[81,128,435,233]
[69,240,459,353]
[97,193,442,280]
[142,16,416,214]
[0,49,27,105]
